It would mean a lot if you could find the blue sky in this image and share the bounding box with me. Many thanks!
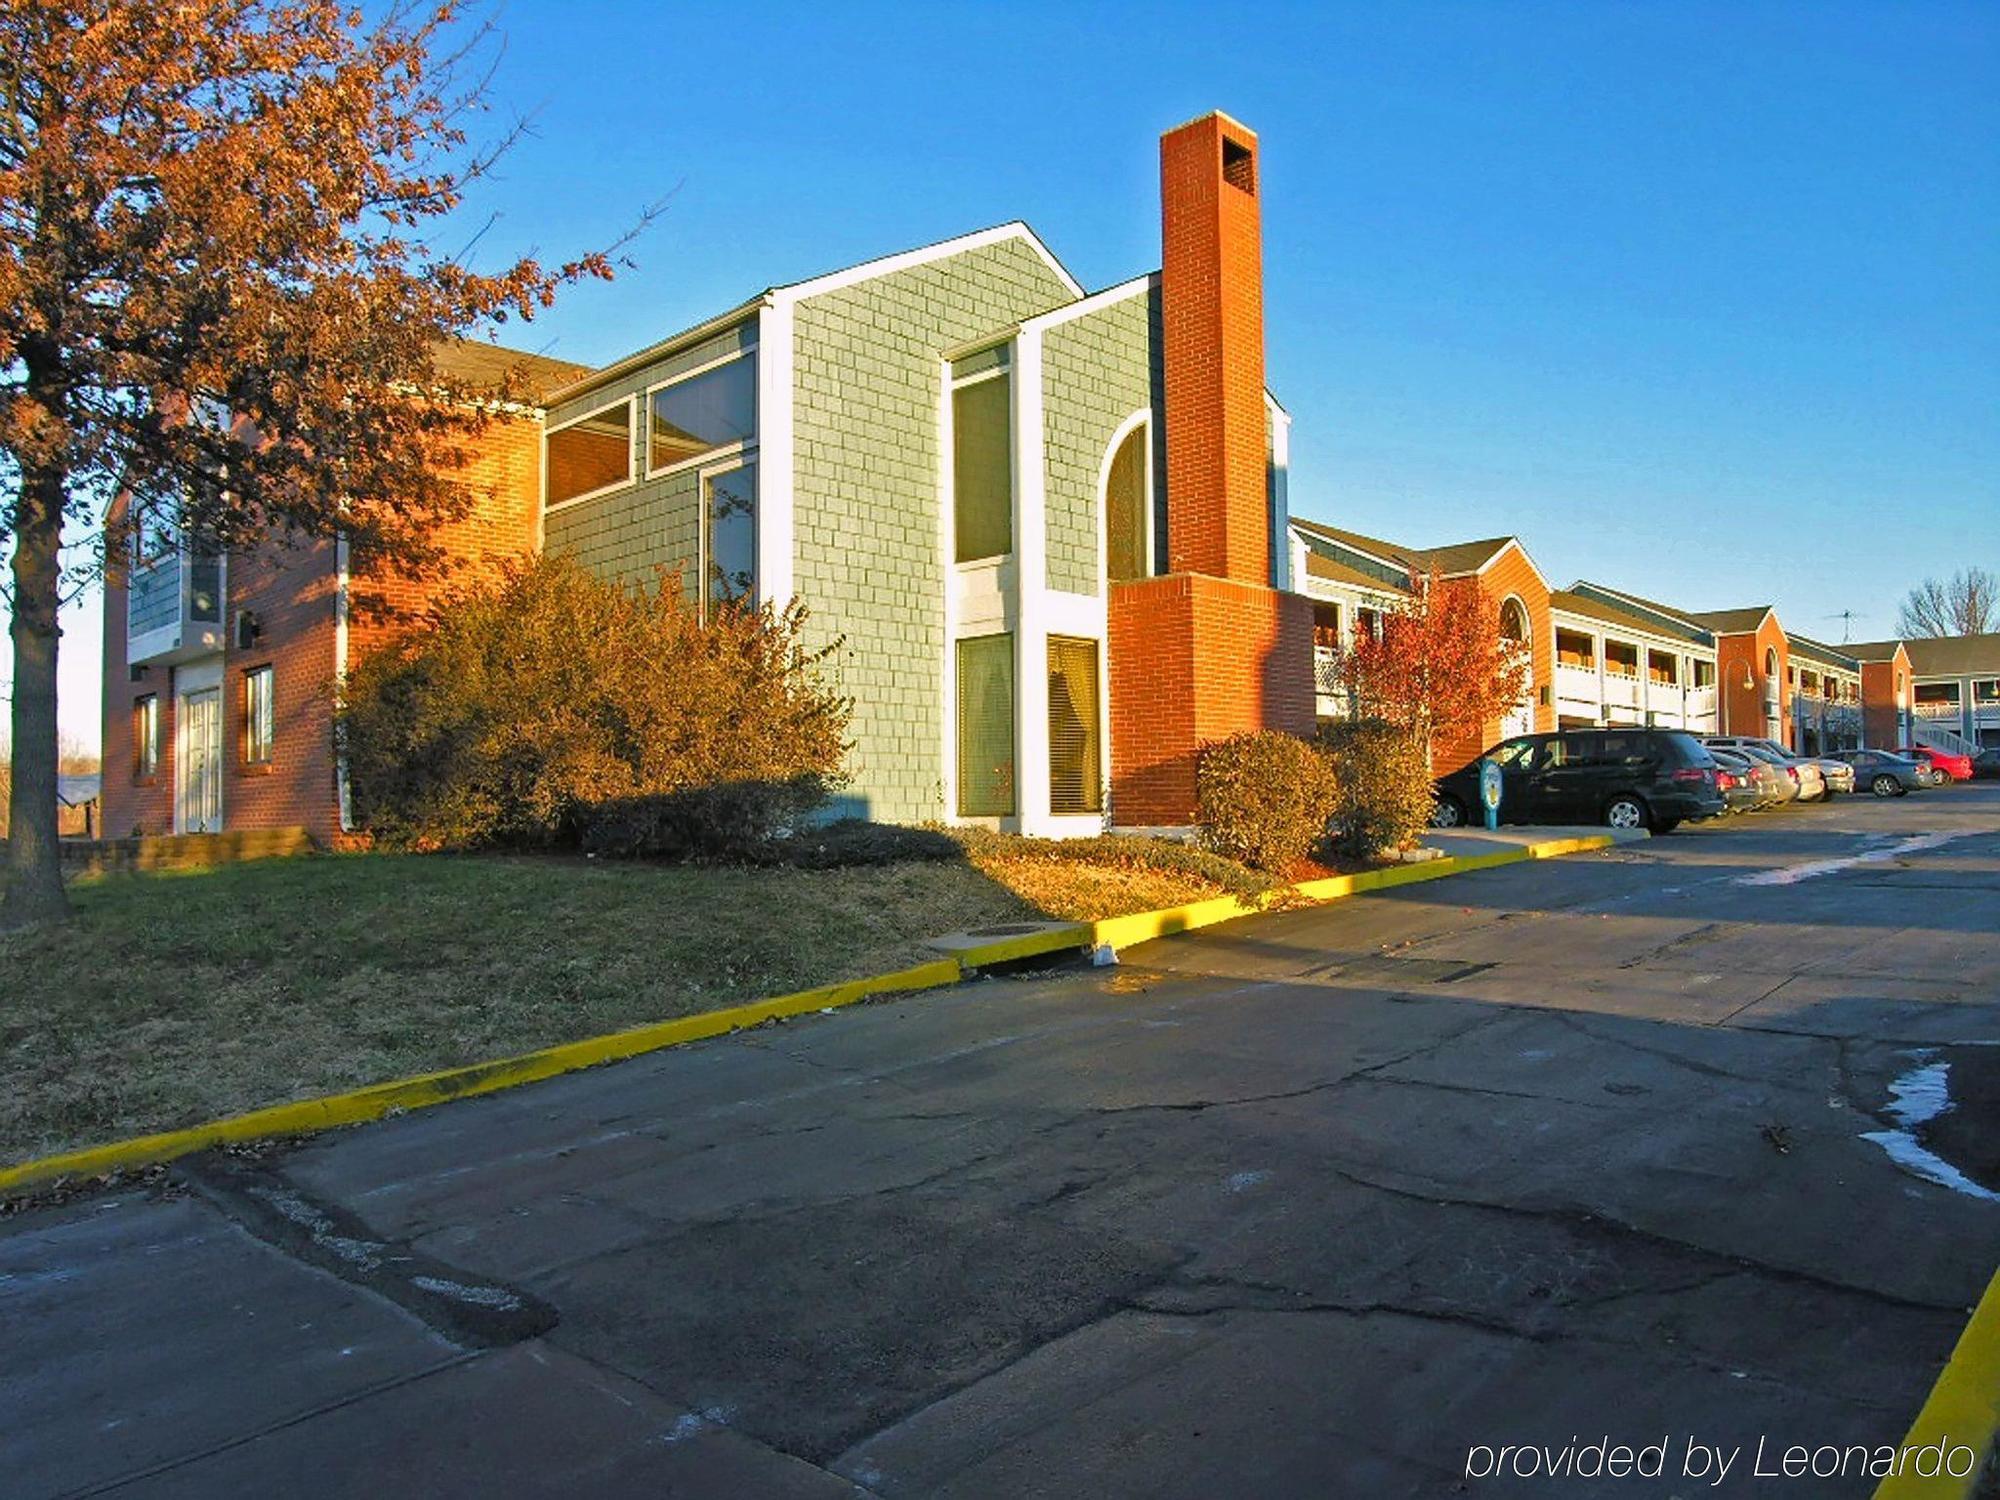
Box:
[16,0,1999,750]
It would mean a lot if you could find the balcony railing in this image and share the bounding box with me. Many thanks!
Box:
[1554,663,1599,702]
[128,549,225,667]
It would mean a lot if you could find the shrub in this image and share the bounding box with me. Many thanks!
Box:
[342,554,851,852]
[1317,720,1433,859]
[1194,731,1339,873]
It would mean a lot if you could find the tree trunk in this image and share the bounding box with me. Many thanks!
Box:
[2,462,72,928]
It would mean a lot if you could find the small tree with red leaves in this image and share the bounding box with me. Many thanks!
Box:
[1320,570,1532,767]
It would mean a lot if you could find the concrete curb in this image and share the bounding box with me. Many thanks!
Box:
[1876,1266,2000,1499]
[0,829,1625,1199]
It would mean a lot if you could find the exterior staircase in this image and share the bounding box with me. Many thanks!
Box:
[1911,717,1977,756]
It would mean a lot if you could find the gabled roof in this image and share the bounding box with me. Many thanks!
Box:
[1688,606,1777,636]
[547,222,1087,408]
[1549,588,1711,648]
[1289,518,1515,579]
[1302,549,1412,595]
[1890,634,2000,677]
[1568,581,1707,635]
[433,339,591,401]
[1845,639,1910,665]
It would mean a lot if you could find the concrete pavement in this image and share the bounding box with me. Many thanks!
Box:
[8,785,2000,1497]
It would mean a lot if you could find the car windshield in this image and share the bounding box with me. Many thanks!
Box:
[1488,739,1536,770]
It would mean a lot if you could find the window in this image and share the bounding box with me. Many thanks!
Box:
[1047,636,1102,816]
[243,665,274,765]
[956,634,1015,817]
[133,695,159,779]
[1104,419,1150,583]
[187,547,222,624]
[1977,680,2000,705]
[649,352,756,473]
[703,460,757,613]
[1312,603,1341,650]
[1490,738,1536,769]
[952,371,1012,562]
[545,399,634,506]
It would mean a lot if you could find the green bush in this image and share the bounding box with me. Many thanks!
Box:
[341,554,850,853]
[1317,720,1433,859]
[1193,730,1339,873]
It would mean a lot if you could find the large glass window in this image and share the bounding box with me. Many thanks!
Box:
[546,399,634,506]
[650,353,756,472]
[703,461,757,613]
[956,634,1015,817]
[1047,636,1102,816]
[243,665,274,765]
[952,373,1012,563]
[1105,420,1149,583]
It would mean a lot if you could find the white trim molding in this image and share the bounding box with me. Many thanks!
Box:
[755,301,796,612]
[780,221,1085,305]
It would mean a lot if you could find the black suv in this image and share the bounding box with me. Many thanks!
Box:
[1432,728,1725,834]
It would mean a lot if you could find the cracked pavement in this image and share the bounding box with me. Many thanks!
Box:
[7,786,2000,1497]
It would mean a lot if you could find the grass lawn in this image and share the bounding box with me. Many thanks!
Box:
[0,852,1048,1169]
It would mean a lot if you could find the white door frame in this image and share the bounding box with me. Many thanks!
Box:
[175,658,225,834]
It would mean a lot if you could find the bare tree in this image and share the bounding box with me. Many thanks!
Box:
[1897,569,2000,638]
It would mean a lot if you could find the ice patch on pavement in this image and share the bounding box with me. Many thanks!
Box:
[1860,1053,2000,1203]
[1736,831,1962,887]
[409,1274,523,1310]
[1225,1170,1271,1193]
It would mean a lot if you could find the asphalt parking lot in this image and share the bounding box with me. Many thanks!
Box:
[8,784,2000,1498]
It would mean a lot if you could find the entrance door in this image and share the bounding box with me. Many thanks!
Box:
[179,688,223,833]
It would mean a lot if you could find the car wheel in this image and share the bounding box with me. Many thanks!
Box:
[1872,774,1900,798]
[1431,793,1466,828]
[1604,795,1648,831]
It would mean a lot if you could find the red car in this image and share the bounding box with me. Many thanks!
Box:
[1900,745,1975,782]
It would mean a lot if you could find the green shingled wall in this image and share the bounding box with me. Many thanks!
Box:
[792,235,1072,825]
[1040,283,1162,596]
[543,322,756,600]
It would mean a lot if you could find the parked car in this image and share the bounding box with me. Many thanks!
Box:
[1973,748,2000,781]
[1829,749,1929,797]
[1706,747,1774,813]
[1806,757,1857,796]
[1432,728,1724,834]
[1899,744,1975,783]
[1703,737,1827,802]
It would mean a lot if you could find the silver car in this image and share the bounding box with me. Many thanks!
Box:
[1805,757,1856,795]
[1704,737,1826,803]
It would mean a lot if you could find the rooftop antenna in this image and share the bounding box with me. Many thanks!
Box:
[1825,609,1861,643]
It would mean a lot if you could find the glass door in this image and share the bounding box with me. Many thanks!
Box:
[179,688,223,833]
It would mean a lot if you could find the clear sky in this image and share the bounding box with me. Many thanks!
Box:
[11,0,1997,753]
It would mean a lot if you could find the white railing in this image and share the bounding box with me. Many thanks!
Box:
[1603,671,1641,709]
[1686,686,1717,720]
[1554,663,1600,704]
[1912,718,1977,756]
[1914,700,1964,721]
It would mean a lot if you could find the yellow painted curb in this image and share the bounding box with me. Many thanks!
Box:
[0,829,1625,1201]
[951,923,1091,968]
[0,957,963,1198]
[1876,1265,2000,1499]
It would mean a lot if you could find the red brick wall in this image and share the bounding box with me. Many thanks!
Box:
[1861,651,1909,748]
[98,413,542,843]
[1429,547,1556,775]
[1714,618,1790,745]
[1161,113,1268,584]
[1109,573,1315,826]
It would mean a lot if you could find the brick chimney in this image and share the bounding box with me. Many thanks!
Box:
[1105,112,1314,829]
[1161,112,1267,582]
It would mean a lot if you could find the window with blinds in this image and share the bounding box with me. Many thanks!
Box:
[952,371,1013,562]
[1046,636,1102,816]
[956,634,1015,817]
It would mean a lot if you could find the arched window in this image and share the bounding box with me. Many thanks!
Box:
[1499,596,1530,645]
[1765,646,1779,679]
[1104,416,1150,584]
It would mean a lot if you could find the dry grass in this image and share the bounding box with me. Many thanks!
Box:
[0,852,1036,1167]
[966,853,1229,921]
